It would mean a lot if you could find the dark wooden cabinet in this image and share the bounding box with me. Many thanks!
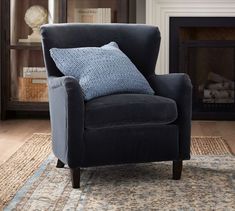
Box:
[0,0,135,119]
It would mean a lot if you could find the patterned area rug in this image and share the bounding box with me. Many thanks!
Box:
[1,134,234,210]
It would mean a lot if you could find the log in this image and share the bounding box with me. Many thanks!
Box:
[207,82,234,90]
[203,98,234,103]
[208,72,232,83]
[204,89,234,99]
[198,81,234,93]
[198,84,205,92]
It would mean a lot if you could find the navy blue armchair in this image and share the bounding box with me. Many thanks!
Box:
[41,23,192,188]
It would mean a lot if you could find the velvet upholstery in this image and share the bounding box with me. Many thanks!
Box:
[147,74,192,159]
[85,94,177,128]
[41,24,160,77]
[41,24,192,173]
[83,125,179,166]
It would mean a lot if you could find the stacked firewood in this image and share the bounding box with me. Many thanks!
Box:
[198,72,234,103]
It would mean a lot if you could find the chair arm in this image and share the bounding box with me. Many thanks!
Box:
[48,76,84,168]
[148,73,192,159]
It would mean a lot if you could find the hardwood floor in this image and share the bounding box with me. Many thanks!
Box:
[191,121,235,154]
[0,119,50,165]
[0,120,234,165]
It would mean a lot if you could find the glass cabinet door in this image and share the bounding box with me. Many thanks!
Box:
[1,0,136,118]
[9,0,60,103]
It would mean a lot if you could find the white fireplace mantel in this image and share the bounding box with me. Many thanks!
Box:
[146,0,235,74]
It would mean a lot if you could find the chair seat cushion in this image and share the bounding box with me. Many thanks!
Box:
[85,94,177,128]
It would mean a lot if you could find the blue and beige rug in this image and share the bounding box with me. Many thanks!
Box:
[0,134,234,210]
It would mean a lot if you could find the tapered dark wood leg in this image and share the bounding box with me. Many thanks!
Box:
[70,168,80,188]
[173,160,183,180]
[56,159,65,168]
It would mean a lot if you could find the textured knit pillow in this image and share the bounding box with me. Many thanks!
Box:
[50,42,154,100]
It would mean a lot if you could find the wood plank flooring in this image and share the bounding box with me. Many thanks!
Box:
[0,120,234,165]
[0,120,50,165]
[191,121,235,154]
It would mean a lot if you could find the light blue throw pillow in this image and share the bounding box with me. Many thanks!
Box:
[50,42,154,100]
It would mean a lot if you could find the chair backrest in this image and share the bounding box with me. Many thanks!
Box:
[41,23,161,78]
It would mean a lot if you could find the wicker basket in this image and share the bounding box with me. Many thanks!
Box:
[18,77,48,102]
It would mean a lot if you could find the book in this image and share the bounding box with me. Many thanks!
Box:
[105,8,111,23]
[22,67,47,78]
[74,8,111,23]
[74,8,98,23]
[32,79,47,84]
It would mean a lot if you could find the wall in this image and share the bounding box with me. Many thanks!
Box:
[136,0,145,23]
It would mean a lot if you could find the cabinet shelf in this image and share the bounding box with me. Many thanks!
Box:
[181,40,235,47]
[10,43,42,50]
[7,101,49,111]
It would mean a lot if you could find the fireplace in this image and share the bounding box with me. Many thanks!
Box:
[170,17,235,120]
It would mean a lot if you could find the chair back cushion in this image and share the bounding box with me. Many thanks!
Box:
[41,23,161,78]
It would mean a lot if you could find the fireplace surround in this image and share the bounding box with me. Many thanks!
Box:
[170,17,235,120]
[146,0,235,119]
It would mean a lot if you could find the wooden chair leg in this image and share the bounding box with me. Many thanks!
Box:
[173,160,182,180]
[56,159,65,168]
[70,168,80,188]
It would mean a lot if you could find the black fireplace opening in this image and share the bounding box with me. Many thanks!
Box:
[170,17,235,120]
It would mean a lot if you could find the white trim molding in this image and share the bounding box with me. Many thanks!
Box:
[146,0,235,74]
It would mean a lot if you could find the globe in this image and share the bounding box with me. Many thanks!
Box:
[19,5,48,42]
[25,5,48,28]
